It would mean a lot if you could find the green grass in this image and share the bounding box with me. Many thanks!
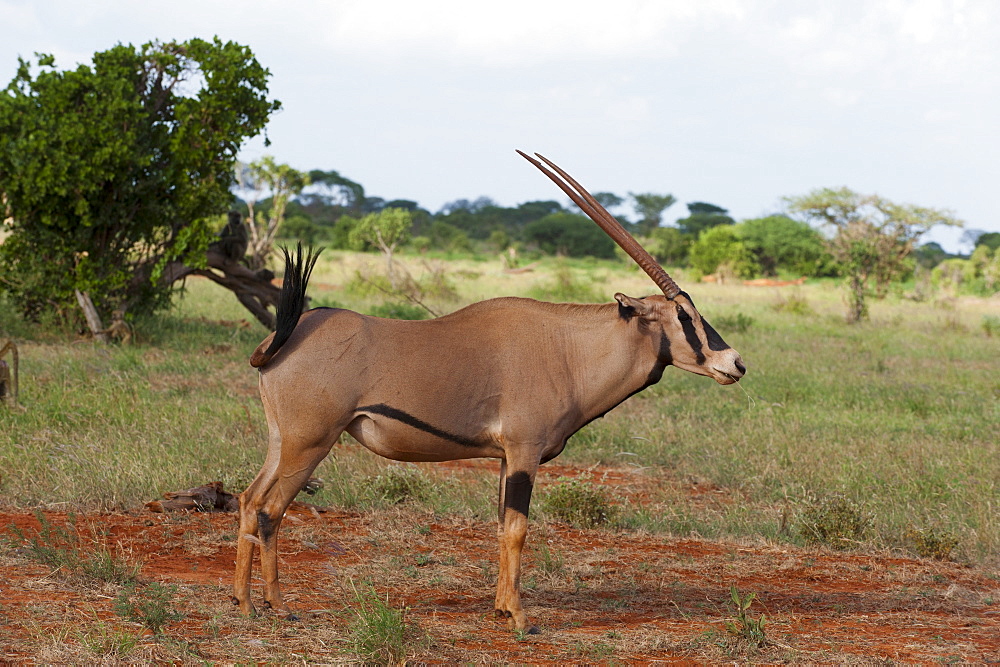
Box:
[1,251,998,565]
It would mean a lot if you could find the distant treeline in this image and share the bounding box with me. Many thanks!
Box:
[244,167,1000,293]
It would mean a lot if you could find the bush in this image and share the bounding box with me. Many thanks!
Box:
[983,315,1000,337]
[688,226,759,278]
[362,466,434,504]
[772,293,814,316]
[796,495,873,549]
[740,215,830,276]
[540,477,616,528]
[903,525,960,561]
[713,312,755,333]
[528,262,604,303]
[367,302,430,320]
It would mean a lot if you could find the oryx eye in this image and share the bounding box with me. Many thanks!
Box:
[677,307,692,322]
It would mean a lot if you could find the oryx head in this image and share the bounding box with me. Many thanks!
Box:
[518,151,747,385]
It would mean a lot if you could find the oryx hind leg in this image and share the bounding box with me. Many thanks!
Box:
[494,449,541,634]
[234,424,341,619]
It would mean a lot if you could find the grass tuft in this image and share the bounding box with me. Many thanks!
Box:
[113,581,184,634]
[346,581,416,664]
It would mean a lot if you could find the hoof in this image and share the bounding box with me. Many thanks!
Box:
[526,624,540,635]
[285,613,300,622]
[231,596,241,606]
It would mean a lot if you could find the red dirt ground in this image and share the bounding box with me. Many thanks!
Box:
[2,465,998,662]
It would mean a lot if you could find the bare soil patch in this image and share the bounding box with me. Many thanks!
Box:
[2,465,998,662]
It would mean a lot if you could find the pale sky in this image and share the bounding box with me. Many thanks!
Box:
[2,0,998,252]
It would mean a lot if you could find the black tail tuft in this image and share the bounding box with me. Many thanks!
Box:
[250,243,323,368]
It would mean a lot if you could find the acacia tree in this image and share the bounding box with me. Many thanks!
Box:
[235,156,310,271]
[349,208,413,288]
[629,192,677,236]
[0,38,281,328]
[786,188,962,322]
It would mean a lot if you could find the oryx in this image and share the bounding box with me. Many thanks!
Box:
[232,152,747,633]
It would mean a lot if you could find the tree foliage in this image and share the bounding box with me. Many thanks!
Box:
[350,207,413,287]
[739,215,830,276]
[645,227,691,267]
[786,187,962,322]
[675,202,735,239]
[629,192,677,236]
[688,225,759,279]
[523,213,617,259]
[236,156,309,270]
[0,38,279,324]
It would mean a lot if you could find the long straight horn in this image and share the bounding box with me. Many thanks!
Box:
[517,150,681,299]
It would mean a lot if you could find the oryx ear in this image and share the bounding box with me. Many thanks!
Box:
[615,293,654,320]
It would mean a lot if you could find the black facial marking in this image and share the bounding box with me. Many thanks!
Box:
[358,403,479,447]
[679,309,706,364]
[504,471,533,518]
[703,319,731,352]
[257,510,275,543]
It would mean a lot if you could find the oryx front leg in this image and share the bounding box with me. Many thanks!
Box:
[495,454,540,634]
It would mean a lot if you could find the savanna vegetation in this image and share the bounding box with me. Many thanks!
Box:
[1,39,998,662]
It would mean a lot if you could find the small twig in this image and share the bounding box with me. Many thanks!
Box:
[355,271,441,318]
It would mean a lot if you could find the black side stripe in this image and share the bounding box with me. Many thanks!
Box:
[357,403,479,447]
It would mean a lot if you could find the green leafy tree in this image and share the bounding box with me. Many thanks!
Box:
[350,207,413,287]
[688,225,759,279]
[787,187,962,322]
[523,212,617,259]
[739,214,830,276]
[0,39,279,327]
[913,241,949,269]
[645,227,691,266]
[629,192,677,235]
[972,231,1000,252]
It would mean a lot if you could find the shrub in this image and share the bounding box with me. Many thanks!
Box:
[688,226,759,278]
[772,293,814,316]
[367,302,429,320]
[528,263,604,303]
[983,315,1000,337]
[362,466,434,504]
[540,477,616,528]
[796,495,873,549]
[903,526,960,561]
[713,312,755,333]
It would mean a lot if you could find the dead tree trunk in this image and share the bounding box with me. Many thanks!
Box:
[159,247,282,330]
[74,291,111,343]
